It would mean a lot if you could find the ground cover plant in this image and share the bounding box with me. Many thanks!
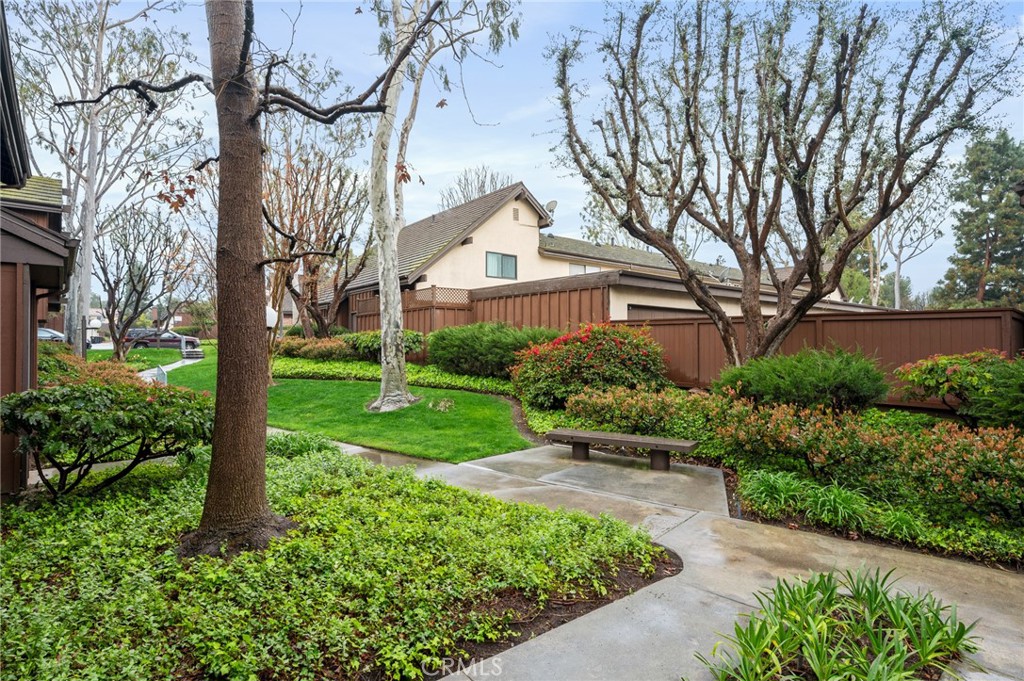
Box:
[171,349,527,462]
[511,323,670,409]
[274,356,515,396]
[698,569,980,680]
[87,347,184,371]
[0,435,666,681]
[428,322,560,378]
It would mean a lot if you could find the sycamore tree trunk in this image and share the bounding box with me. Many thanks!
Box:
[179,0,293,557]
[367,21,417,413]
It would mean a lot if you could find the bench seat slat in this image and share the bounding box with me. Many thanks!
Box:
[545,428,697,453]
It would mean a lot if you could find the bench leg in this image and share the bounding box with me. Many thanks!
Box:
[571,441,590,461]
[650,450,670,471]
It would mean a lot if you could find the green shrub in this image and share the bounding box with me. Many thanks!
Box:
[511,324,670,409]
[895,350,1014,427]
[428,322,560,378]
[565,386,687,436]
[959,357,1024,429]
[713,347,888,412]
[344,330,424,362]
[698,569,979,681]
[859,406,938,432]
[283,324,304,336]
[0,383,213,498]
[171,324,201,336]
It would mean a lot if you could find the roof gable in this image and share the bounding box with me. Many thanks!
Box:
[347,182,551,292]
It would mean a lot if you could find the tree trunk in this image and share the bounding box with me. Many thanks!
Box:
[179,0,294,558]
[368,23,417,413]
[893,259,903,310]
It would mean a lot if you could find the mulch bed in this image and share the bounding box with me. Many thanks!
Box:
[420,546,683,678]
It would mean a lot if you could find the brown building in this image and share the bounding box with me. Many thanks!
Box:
[1,6,76,495]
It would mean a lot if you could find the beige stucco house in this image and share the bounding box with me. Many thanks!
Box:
[339,182,872,323]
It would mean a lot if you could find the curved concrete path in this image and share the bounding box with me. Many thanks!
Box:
[333,442,1022,681]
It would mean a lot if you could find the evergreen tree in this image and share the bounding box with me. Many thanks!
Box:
[935,130,1024,308]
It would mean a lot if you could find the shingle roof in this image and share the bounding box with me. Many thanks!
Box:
[347,182,549,292]
[0,175,64,211]
[538,234,754,284]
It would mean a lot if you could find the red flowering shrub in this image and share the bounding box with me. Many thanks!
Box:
[710,398,899,495]
[510,324,670,409]
[38,344,145,387]
[566,387,687,436]
[896,422,1024,526]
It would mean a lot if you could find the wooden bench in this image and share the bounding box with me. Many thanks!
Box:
[545,428,698,472]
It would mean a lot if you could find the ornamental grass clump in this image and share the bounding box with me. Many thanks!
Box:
[698,569,980,681]
[510,324,670,409]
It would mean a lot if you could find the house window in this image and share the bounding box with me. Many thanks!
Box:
[570,264,602,275]
[486,251,517,279]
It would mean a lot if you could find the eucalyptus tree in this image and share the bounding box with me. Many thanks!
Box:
[553,0,1021,364]
[9,0,204,354]
[368,0,521,413]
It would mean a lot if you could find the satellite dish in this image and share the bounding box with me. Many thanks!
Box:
[544,200,558,214]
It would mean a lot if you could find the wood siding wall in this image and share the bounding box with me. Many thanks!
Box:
[473,286,608,331]
[621,309,1024,408]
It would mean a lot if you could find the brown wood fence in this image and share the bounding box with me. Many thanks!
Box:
[621,308,1024,408]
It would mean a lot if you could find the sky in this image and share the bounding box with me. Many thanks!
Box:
[22,0,1024,298]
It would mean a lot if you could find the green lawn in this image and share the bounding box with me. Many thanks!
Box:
[87,347,183,370]
[1,435,664,681]
[170,347,530,463]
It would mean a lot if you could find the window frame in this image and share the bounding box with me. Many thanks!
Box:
[485,251,517,280]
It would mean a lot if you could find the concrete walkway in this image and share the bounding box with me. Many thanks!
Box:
[138,357,203,382]
[332,442,1023,681]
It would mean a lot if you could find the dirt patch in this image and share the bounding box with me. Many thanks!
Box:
[421,546,684,678]
[504,396,544,445]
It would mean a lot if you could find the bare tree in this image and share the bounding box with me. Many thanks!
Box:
[94,208,198,361]
[262,112,370,338]
[878,168,948,309]
[438,164,515,210]
[369,0,520,413]
[553,0,1021,364]
[10,0,205,354]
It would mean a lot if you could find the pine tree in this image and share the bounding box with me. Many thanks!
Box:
[935,130,1024,308]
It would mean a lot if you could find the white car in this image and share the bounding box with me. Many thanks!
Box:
[37,327,92,349]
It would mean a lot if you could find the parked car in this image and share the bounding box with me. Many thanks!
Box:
[130,330,200,350]
[37,327,91,349]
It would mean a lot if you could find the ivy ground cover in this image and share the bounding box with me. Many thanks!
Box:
[1,437,665,680]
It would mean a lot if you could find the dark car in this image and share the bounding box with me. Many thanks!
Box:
[37,327,91,349]
[131,330,200,350]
